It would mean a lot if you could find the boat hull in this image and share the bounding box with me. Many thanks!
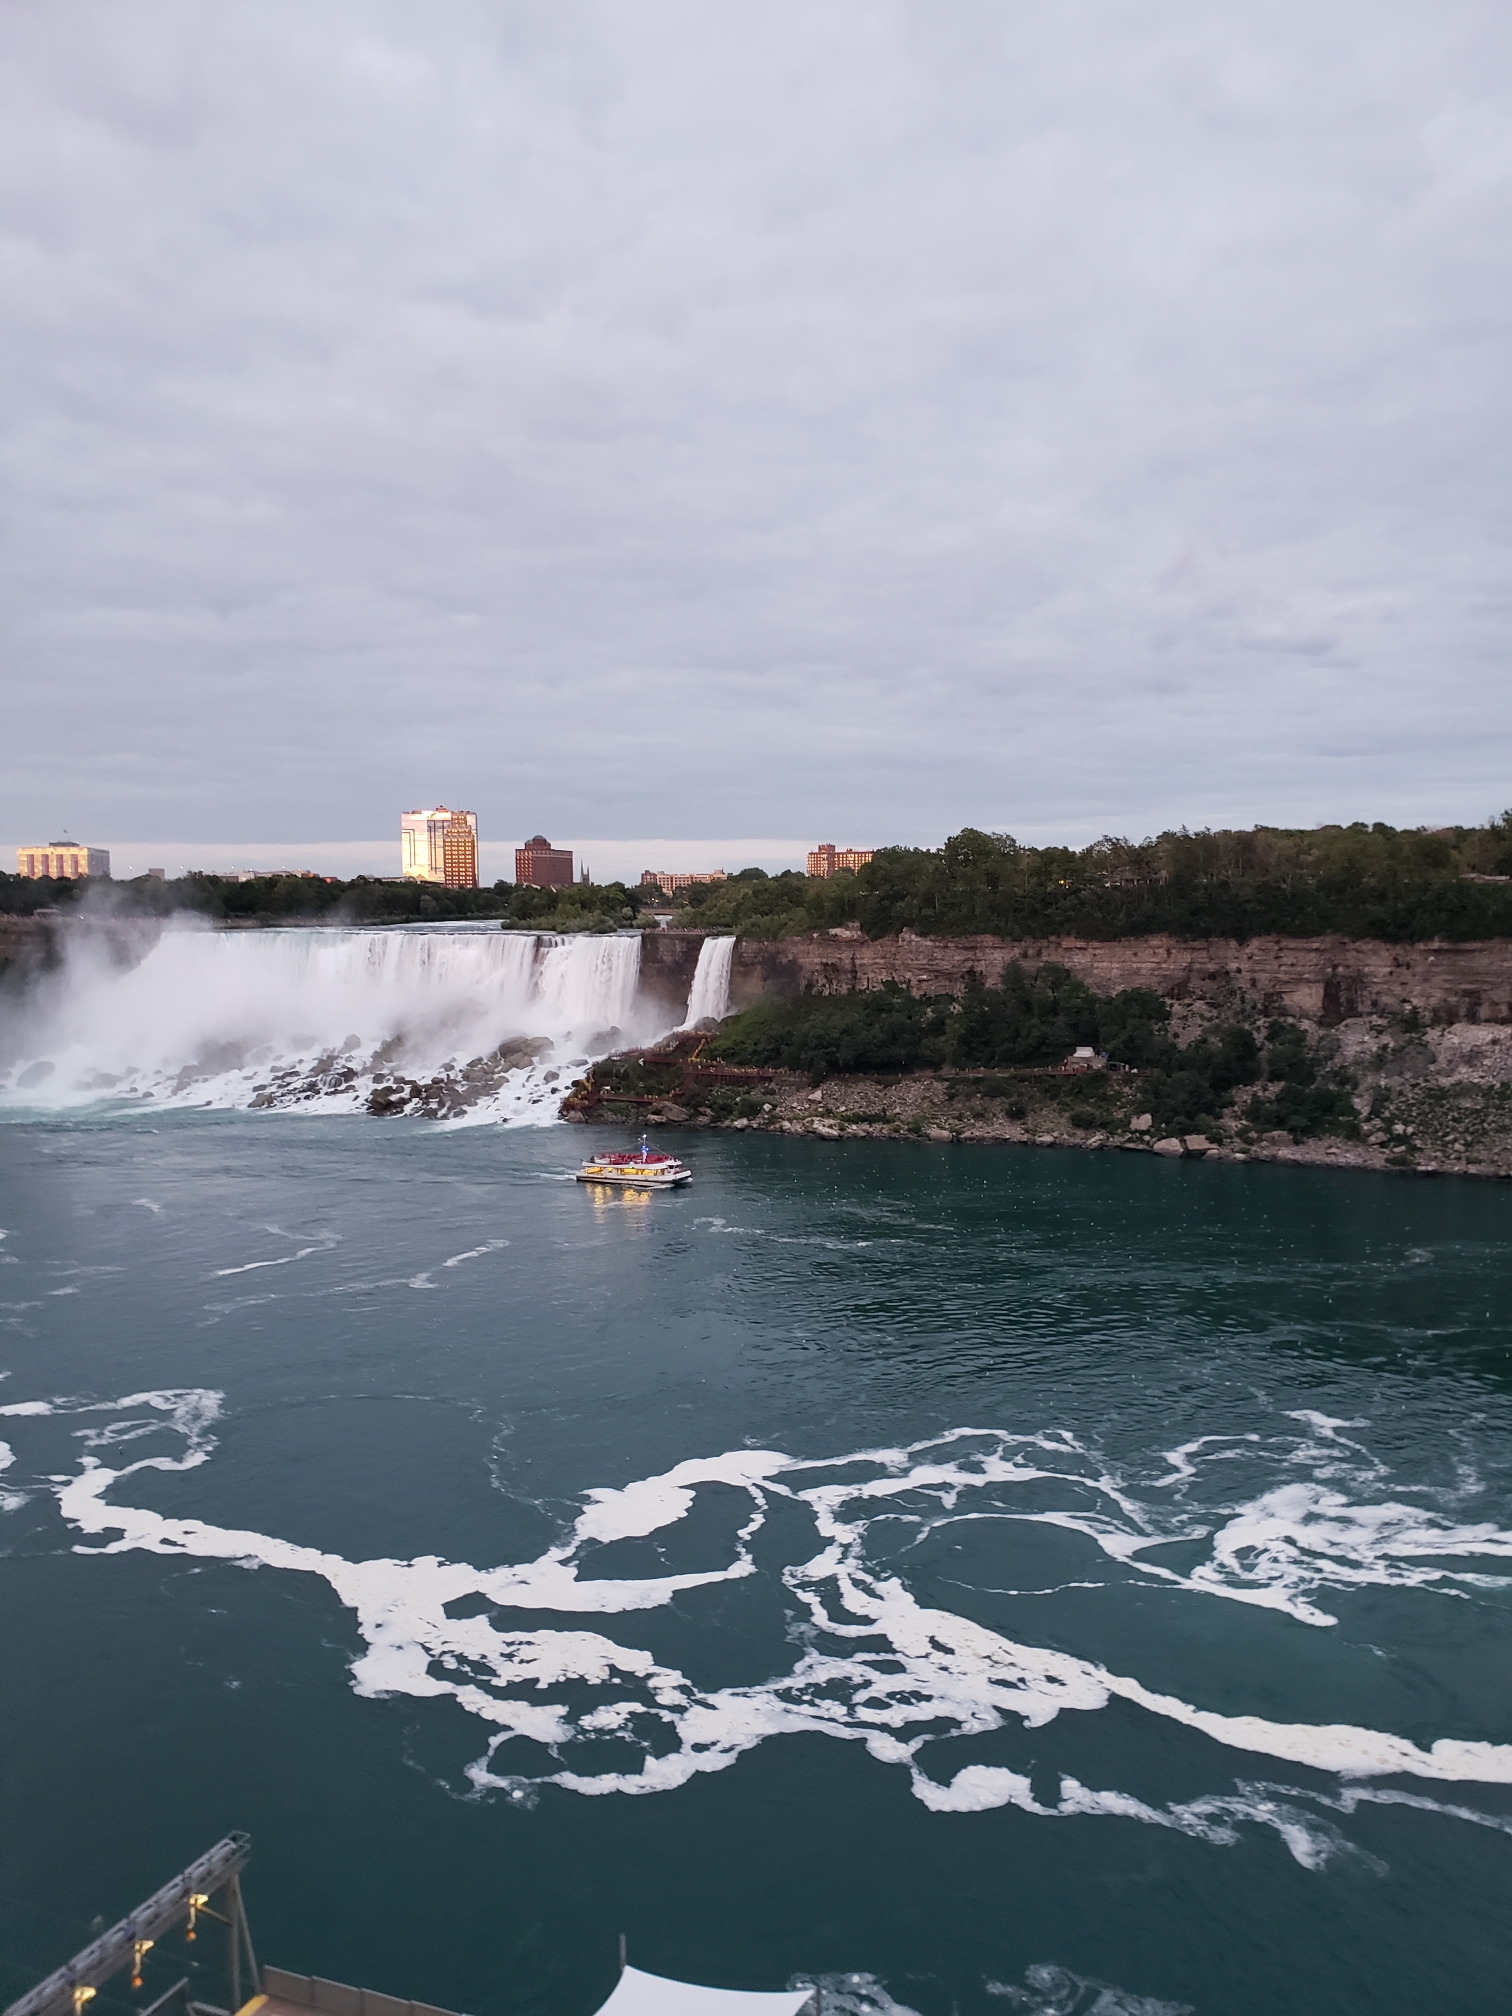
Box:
[575,1166,691,1187]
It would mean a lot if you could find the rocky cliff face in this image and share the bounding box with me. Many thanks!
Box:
[632,928,1512,1177]
[723,931,1512,1024]
[636,929,707,1015]
[0,916,50,981]
[0,913,161,986]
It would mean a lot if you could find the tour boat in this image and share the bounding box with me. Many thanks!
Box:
[575,1137,693,1188]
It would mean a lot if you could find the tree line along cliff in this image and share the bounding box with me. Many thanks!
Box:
[673,819,1512,941]
[0,871,649,929]
[4,816,1511,940]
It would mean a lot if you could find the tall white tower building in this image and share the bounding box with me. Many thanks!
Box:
[400,808,479,888]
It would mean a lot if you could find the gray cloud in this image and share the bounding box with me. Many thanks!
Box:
[2,0,1508,850]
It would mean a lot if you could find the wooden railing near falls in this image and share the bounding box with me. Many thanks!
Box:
[561,1033,777,1116]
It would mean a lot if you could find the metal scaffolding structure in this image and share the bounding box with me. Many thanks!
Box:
[3,1835,257,2016]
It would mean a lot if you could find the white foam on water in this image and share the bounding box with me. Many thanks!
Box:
[988,1964,1192,2016]
[0,1436,24,1512]
[792,1976,922,2016]
[211,1228,341,1278]
[681,937,736,1027]
[442,1240,511,1268]
[6,1396,1512,1866]
[907,1766,1388,1872]
[0,925,657,1126]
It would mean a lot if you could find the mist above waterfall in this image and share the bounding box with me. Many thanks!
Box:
[0,924,668,1126]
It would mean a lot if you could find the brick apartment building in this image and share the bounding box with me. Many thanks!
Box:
[806,844,874,879]
[515,835,575,888]
[639,869,728,894]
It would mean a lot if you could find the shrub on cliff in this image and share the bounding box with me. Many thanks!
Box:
[707,981,949,1077]
[679,871,813,938]
[1245,1080,1360,1140]
[1184,1022,1263,1093]
[951,965,1099,1066]
[706,973,1285,1139]
[0,873,87,915]
[1262,1019,1315,1085]
[1236,1018,1358,1140]
[707,966,1186,1081]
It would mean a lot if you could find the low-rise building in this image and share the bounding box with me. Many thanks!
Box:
[639,869,728,893]
[806,844,873,879]
[221,869,319,882]
[516,835,574,888]
[401,808,479,889]
[16,843,110,879]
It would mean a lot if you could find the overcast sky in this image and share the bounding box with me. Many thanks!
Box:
[3,0,1509,859]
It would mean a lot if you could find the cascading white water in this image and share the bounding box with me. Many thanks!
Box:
[681,936,735,1027]
[537,932,643,1036]
[0,924,656,1125]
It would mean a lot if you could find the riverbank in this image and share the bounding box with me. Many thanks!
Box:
[569,1008,1512,1178]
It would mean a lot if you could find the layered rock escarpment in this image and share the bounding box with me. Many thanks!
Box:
[642,928,1512,1024]
[719,931,1512,1025]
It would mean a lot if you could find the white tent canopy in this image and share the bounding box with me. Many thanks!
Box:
[592,1967,816,2016]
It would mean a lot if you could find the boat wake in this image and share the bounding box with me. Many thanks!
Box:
[4,1393,1512,1870]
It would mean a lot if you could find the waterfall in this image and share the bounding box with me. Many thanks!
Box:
[682,936,736,1027]
[537,932,642,1035]
[0,925,658,1125]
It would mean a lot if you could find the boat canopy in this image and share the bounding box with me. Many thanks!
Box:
[591,1968,815,2016]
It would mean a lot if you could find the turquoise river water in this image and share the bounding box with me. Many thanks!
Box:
[1,1114,1509,2015]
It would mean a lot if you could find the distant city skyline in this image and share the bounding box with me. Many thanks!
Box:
[18,837,819,885]
[11,803,1512,888]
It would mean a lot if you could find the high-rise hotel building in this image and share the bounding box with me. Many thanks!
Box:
[401,808,479,888]
[17,843,110,880]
